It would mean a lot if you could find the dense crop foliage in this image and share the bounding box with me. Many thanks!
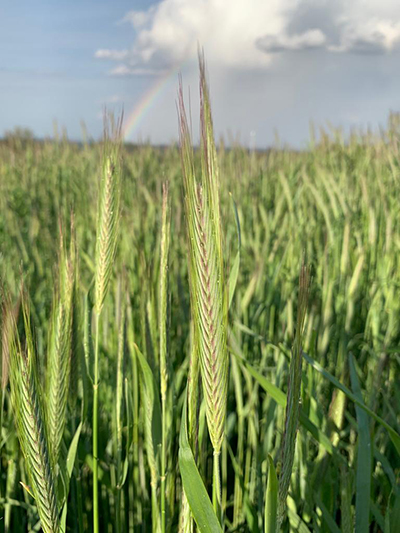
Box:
[0,68,400,532]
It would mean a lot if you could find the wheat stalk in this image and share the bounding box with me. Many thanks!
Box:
[1,288,14,392]
[114,274,127,533]
[93,112,123,533]
[7,293,60,533]
[178,53,228,520]
[278,261,310,526]
[46,224,76,466]
[68,214,82,407]
[159,181,170,533]
[135,343,161,533]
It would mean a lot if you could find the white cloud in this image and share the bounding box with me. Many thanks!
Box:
[95,0,400,74]
[96,0,302,71]
[120,8,157,29]
[330,20,400,54]
[95,49,129,61]
[108,65,164,76]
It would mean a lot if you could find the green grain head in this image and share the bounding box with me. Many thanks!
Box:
[7,292,60,533]
[178,54,228,455]
[94,114,123,315]
[46,225,76,466]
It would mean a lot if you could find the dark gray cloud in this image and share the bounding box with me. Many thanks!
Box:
[286,1,344,44]
[329,25,400,55]
[333,37,388,55]
[256,29,326,53]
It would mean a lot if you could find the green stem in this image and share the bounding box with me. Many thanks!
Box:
[115,290,125,533]
[129,328,141,524]
[233,414,244,526]
[151,477,159,533]
[70,418,84,533]
[76,468,85,533]
[222,440,227,516]
[161,395,167,533]
[213,451,222,524]
[93,312,100,533]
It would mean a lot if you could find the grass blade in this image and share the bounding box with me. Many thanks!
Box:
[135,344,161,533]
[349,353,372,533]
[231,339,335,457]
[303,352,400,456]
[264,455,278,533]
[228,193,241,310]
[179,394,223,533]
[278,262,310,524]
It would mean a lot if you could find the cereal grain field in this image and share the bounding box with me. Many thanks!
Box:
[0,67,399,532]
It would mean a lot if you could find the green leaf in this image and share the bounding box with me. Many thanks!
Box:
[226,442,258,533]
[232,347,336,457]
[119,456,129,488]
[385,507,391,533]
[179,394,223,533]
[135,344,162,452]
[228,193,241,310]
[304,352,400,457]
[66,422,82,480]
[349,354,372,533]
[60,422,83,532]
[370,501,385,531]
[60,504,68,533]
[314,493,341,533]
[228,251,240,310]
[265,455,278,533]
[390,492,400,532]
[287,496,312,533]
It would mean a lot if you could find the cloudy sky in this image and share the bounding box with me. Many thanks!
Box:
[1,0,400,147]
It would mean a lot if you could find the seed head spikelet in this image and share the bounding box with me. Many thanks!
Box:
[178,54,228,455]
[159,181,171,533]
[7,292,60,533]
[68,217,81,406]
[46,226,76,465]
[160,181,170,404]
[1,288,18,392]
[94,114,123,315]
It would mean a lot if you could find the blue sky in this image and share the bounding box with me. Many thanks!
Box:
[1,0,400,148]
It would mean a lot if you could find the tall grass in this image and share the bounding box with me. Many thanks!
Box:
[92,115,122,533]
[159,181,170,533]
[278,262,310,526]
[46,224,76,467]
[178,55,229,522]
[6,293,60,533]
[0,60,399,532]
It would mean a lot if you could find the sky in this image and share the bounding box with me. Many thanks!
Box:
[1,0,400,148]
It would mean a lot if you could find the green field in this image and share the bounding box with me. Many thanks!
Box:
[0,68,399,532]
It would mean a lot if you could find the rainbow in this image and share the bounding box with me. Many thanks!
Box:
[122,63,185,142]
